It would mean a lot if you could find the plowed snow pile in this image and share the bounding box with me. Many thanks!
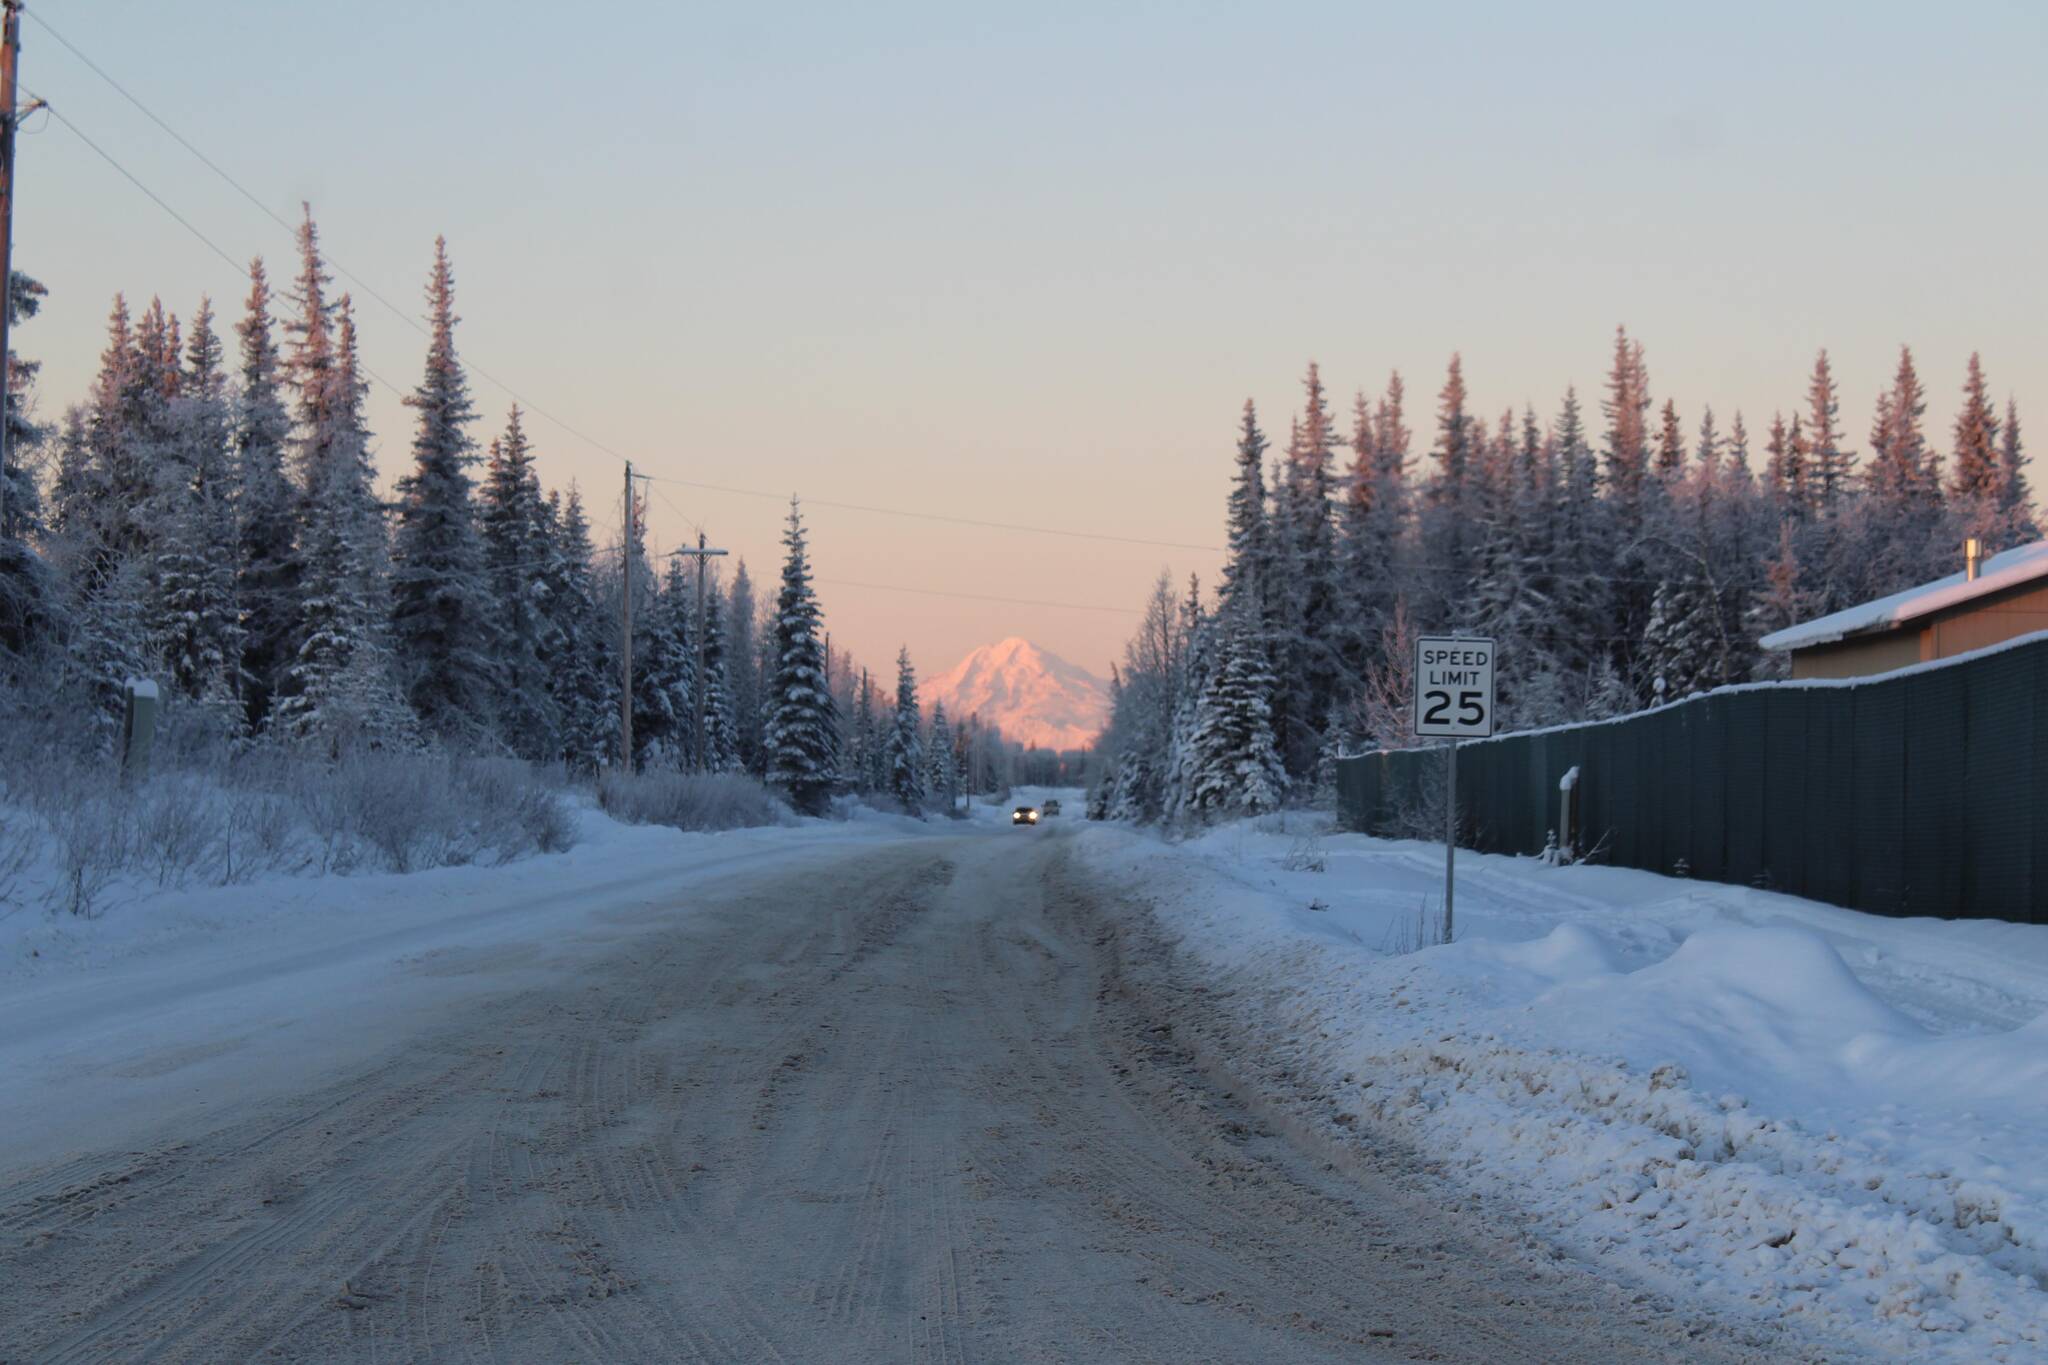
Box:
[1075,817,2048,1361]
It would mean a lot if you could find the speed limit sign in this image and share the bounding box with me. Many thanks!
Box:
[1414,636,1496,738]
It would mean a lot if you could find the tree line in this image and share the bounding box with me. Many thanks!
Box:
[0,211,1076,817]
[1091,335,2037,823]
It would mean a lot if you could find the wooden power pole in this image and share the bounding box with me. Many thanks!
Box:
[620,461,634,768]
[0,0,22,539]
[670,532,728,770]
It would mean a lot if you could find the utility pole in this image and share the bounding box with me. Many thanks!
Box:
[620,460,634,769]
[669,531,727,770]
[0,0,23,540]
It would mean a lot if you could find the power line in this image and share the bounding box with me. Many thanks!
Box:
[32,91,412,401]
[24,3,650,477]
[27,12,1223,563]
[34,95,242,276]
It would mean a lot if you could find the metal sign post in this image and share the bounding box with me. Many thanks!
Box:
[1413,635,1496,943]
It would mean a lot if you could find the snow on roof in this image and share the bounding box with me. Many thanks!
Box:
[1759,539,2048,652]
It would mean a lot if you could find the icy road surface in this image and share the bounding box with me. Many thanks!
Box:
[0,832,1783,1362]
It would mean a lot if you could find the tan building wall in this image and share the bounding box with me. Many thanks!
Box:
[1788,579,2048,680]
[1790,631,1923,680]
[1926,580,2048,659]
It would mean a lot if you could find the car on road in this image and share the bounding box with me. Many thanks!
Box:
[1042,799,1061,817]
[1011,805,1040,826]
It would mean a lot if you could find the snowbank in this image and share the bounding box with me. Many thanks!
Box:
[0,799,918,1172]
[1074,815,2048,1360]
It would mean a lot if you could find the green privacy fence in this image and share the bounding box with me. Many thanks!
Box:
[1334,636,2048,923]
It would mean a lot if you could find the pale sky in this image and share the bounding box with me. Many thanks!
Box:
[16,0,2046,683]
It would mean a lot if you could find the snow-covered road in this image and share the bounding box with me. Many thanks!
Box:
[0,827,1788,1362]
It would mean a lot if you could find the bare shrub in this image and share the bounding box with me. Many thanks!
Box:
[50,794,130,918]
[0,807,39,911]
[1282,833,1327,873]
[133,774,228,888]
[598,769,789,833]
[341,753,462,873]
[220,787,302,882]
[455,756,576,862]
[1380,895,1453,954]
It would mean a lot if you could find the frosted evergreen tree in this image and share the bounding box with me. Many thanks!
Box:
[152,297,242,712]
[1745,522,1817,680]
[544,487,615,770]
[0,270,54,663]
[762,499,838,813]
[479,406,558,758]
[633,556,695,767]
[1726,411,1754,481]
[1997,398,2037,540]
[1270,362,1341,777]
[726,559,764,774]
[1949,353,2004,538]
[391,238,495,739]
[1188,607,1286,819]
[0,270,45,542]
[1804,349,1853,507]
[1159,576,1212,825]
[1602,325,1652,518]
[923,701,957,812]
[848,667,878,795]
[883,644,924,812]
[1336,373,1409,698]
[232,259,300,731]
[1866,346,1932,505]
[698,570,741,772]
[1218,399,1269,615]
[283,208,344,495]
[274,297,411,748]
[1640,577,1721,700]
[1654,399,1686,480]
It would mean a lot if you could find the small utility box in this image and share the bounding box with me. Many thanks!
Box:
[120,677,159,780]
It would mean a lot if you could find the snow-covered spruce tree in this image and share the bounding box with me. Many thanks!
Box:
[1997,399,2039,542]
[1090,573,1185,823]
[232,259,301,732]
[698,568,741,773]
[725,558,764,775]
[391,238,495,741]
[883,644,924,813]
[152,296,242,714]
[46,296,162,731]
[762,498,838,813]
[1335,373,1409,696]
[1415,352,1482,632]
[1159,575,1212,826]
[1804,349,1853,508]
[923,700,956,812]
[0,269,55,667]
[0,270,45,541]
[1270,363,1341,778]
[847,666,877,796]
[634,555,695,768]
[1188,606,1286,820]
[479,405,558,759]
[1640,577,1721,701]
[544,487,616,771]
[273,296,412,748]
[1744,521,1817,681]
[1948,353,2006,544]
[1218,400,1269,616]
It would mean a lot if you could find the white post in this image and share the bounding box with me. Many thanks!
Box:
[1443,737,1457,943]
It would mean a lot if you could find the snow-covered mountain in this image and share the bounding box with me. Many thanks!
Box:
[928,638,1110,752]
